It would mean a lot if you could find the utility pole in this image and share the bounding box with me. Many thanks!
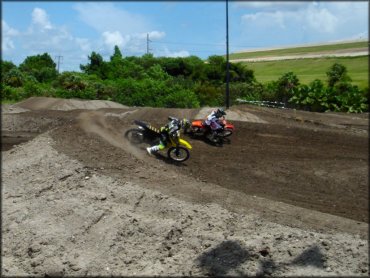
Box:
[55,55,63,73]
[146,33,152,54]
[225,0,230,109]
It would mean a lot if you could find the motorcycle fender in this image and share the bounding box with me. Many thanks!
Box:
[191,120,204,128]
[179,138,192,150]
[225,124,234,130]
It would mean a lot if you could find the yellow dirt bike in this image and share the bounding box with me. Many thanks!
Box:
[125,119,192,162]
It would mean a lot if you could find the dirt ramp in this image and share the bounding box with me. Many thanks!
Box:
[195,107,267,123]
[121,107,202,125]
[15,97,128,111]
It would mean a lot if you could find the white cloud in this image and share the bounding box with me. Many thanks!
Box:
[235,1,310,12]
[73,3,150,35]
[2,20,19,52]
[157,47,190,58]
[102,31,130,48]
[75,38,92,52]
[31,8,52,30]
[2,20,19,36]
[2,37,15,52]
[243,11,288,29]
[305,6,338,33]
[241,3,340,34]
[73,3,169,58]
[136,31,166,40]
[239,1,368,47]
[1,7,96,71]
[148,31,166,40]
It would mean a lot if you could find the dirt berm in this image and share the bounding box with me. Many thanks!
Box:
[2,97,369,276]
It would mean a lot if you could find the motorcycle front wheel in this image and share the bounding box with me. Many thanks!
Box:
[124,129,144,144]
[167,146,190,162]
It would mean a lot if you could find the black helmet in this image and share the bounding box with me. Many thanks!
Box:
[216,108,226,117]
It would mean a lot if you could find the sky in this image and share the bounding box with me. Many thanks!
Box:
[2,1,368,72]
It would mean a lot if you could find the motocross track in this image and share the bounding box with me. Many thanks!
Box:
[2,97,369,276]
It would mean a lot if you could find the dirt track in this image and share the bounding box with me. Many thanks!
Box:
[2,97,369,276]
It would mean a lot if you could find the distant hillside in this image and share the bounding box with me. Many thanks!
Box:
[229,40,368,60]
[228,41,369,89]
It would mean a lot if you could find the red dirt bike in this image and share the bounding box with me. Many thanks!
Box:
[183,118,234,145]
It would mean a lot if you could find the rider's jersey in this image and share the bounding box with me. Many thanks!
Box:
[205,111,224,130]
[160,118,181,144]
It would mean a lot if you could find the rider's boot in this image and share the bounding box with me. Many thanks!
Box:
[146,145,160,155]
[208,130,218,142]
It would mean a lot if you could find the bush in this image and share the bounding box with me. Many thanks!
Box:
[23,82,43,98]
[228,82,264,104]
[19,53,57,82]
[330,82,368,113]
[276,72,300,106]
[194,83,224,106]
[326,63,351,88]
[289,79,329,112]
[1,85,25,101]
[4,68,25,87]
[1,60,17,77]
[160,88,200,108]
[56,72,87,91]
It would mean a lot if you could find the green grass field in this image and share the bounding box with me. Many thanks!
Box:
[242,56,368,89]
[229,41,368,60]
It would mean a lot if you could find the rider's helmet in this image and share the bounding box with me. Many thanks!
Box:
[216,108,226,118]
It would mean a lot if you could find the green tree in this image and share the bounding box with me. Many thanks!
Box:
[4,68,25,87]
[289,79,329,112]
[229,62,255,83]
[182,56,206,79]
[1,85,24,101]
[159,57,187,77]
[1,60,17,78]
[331,82,368,112]
[80,51,108,79]
[276,72,300,105]
[194,83,224,106]
[110,45,123,61]
[146,64,170,80]
[139,53,157,69]
[56,72,86,91]
[326,63,351,88]
[161,88,200,108]
[229,82,263,104]
[206,55,226,82]
[19,53,57,82]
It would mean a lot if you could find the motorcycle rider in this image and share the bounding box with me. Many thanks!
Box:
[146,116,186,155]
[204,108,227,141]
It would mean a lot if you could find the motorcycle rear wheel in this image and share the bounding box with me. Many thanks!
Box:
[124,129,144,144]
[167,146,190,162]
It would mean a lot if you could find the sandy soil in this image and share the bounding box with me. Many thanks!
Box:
[2,97,369,277]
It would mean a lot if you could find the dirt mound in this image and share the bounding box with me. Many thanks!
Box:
[2,99,369,276]
[15,97,128,111]
[195,107,267,123]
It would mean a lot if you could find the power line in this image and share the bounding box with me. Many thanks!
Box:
[151,40,264,49]
[151,41,225,46]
